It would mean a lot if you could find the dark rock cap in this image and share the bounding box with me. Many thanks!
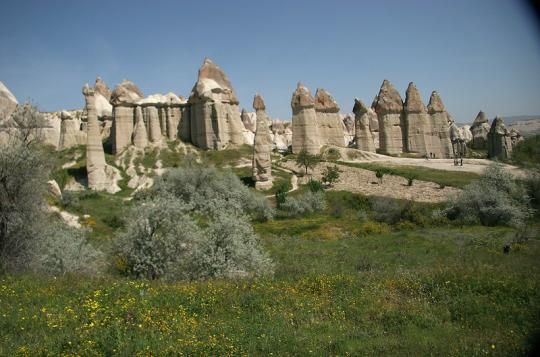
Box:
[314,88,340,113]
[352,98,368,116]
[291,82,315,111]
[427,91,446,114]
[253,94,266,111]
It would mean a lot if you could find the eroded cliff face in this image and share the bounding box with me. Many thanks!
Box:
[374,80,404,155]
[188,58,245,150]
[488,116,513,160]
[252,95,273,190]
[291,83,321,154]
[403,82,431,155]
[314,88,346,147]
[470,111,490,150]
[352,99,375,152]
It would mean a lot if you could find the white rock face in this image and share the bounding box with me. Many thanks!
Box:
[188,58,245,150]
[314,88,346,147]
[252,95,273,190]
[352,99,375,152]
[291,83,320,154]
[460,125,473,143]
[59,111,86,150]
[47,180,62,199]
[0,81,18,121]
[95,93,112,118]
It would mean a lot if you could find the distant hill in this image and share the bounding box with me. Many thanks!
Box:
[507,117,540,138]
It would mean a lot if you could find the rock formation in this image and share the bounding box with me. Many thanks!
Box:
[509,128,523,148]
[470,111,490,149]
[132,106,148,148]
[367,108,380,149]
[241,109,257,132]
[111,80,143,154]
[374,80,403,155]
[252,94,273,190]
[449,121,467,161]
[460,125,473,143]
[188,58,245,150]
[352,99,375,152]
[58,110,86,150]
[427,91,453,158]
[93,77,113,118]
[487,116,513,160]
[314,88,346,147]
[342,114,355,146]
[0,81,18,121]
[270,120,292,151]
[291,83,320,154]
[83,84,108,190]
[403,82,431,155]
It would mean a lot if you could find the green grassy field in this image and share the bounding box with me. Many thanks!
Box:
[4,144,538,355]
[1,225,539,355]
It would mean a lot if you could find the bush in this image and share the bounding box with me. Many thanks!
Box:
[375,169,385,184]
[31,223,104,275]
[307,179,324,192]
[0,140,49,271]
[116,197,274,281]
[153,163,274,220]
[405,173,417,186]
[281,191,327,217]
[273,180,291,209]
[444,164,532,227]
[324,147,341,161]
[321,165,342,187]
[371,196,402,225]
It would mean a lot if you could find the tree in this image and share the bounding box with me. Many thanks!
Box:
[375,169,385,184]
[0,132,49,271]
[295,149,321,175]
[1,103,48,147]
[321,165,342,187]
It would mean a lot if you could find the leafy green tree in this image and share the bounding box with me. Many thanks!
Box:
[321,165,342,187]
[295,149,321,175]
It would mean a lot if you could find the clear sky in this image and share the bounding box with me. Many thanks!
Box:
[1,0,539,123]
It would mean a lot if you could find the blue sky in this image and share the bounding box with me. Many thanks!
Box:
[1,0,539,123]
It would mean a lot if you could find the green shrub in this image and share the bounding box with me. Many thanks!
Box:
[31,223,104,275]
[307,179,324,192]
[375,169,385,184]
[444,164,532,227]
[405,173,417,186]
[321,165,342,187]
[273,179,291,208]
[324,147,341,161]
[116,197,273,281]
[154,163,274,221]
[371,196,402,224]
[281,191,327,217]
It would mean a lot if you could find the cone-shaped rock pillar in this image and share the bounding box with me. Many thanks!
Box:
[291,83,320,154]
[374,80,403,155]
[352,99,375,152]
[252,94,273,190]
[84,84,107,190]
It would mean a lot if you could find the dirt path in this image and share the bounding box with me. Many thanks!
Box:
[281,161,460,203]
[333,146,525,177]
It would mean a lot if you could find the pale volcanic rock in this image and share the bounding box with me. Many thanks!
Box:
[84,84,118,192]
[460,125,473,143]
[403,82,431,155]
[368,108,380,149]
[95,77,111,100]
[374,80,403,155]
[0,81,18,121]
[342,114,355,147]
[252,94,273,190]
[470,111,490,149]
[188,58,244,149]
[41,112,62,148]
[111,80,143,154]
[110,80,144,106]
[58,111,86,150]
[241,109,257,133]
[314,88,346,147]
[488,116,513,160]
[291,83,320,154]
[132,106,148,148]
[427,91,453,158]
[144,105,162,143]
[352,99,375,152]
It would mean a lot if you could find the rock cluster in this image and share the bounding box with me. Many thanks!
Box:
[252,94,273,190]
[59,110,86,150]
[352,99,375,152]
[487,116,513,160]
[470,111,490,149]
